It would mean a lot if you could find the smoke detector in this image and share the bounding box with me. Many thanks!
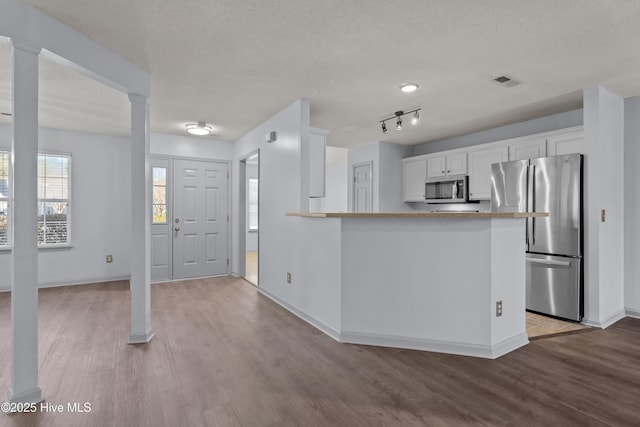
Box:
[493,75,520,88]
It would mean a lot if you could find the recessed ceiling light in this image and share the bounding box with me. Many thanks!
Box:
[399,83,419,93]
[185,122,213,136]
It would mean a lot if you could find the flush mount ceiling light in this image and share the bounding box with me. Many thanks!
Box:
[185,121,213,136]
[380,108,421,134]
[399,83,419,93]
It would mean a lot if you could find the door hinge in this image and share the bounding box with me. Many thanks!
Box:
[227,259,229,265]
[227,171,229,179]
[227,214,229,222]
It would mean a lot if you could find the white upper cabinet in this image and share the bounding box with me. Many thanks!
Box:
[468,146,509,200]
[401,126,582,203]
[402,158,427,202]
[547,128,583,156]
[509,137,547,160]
[427,152,467,178]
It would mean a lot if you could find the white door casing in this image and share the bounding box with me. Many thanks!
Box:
[173,159,229,279]
[353,162,372,212]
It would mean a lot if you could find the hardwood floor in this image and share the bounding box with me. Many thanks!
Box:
[1,277,639,426]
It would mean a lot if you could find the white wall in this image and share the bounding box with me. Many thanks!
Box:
[624,96,640,317]
[0,125,132,289]
[378,142,413,212]
[231,100,342,333]
[151,132,233,160]
[413,109,583,155]
[583,86,625,327]
[322,147,348,212]
[0,125,235,290]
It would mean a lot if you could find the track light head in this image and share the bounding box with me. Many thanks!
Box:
[396,117,403,130]
[411,110,419,125]
[381,121,388,133]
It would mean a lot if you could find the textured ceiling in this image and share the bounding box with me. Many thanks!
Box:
[1,1,640,147]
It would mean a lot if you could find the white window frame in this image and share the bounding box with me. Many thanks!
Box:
[0,149,72,248]
[248,177,258,232]
[152,166,168,225]
[0,151,10,248]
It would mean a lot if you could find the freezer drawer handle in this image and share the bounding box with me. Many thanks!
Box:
[526,258,571,267]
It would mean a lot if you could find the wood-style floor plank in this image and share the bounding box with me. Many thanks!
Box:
[1,277,639,426]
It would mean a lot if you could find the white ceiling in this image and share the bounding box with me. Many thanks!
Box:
[1,0,640,148]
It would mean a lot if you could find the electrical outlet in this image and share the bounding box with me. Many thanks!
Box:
[496,300,503,317]
[106,255,113,263]
[287,272,291,284]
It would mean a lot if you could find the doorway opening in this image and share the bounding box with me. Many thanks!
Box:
[241,152,259,286]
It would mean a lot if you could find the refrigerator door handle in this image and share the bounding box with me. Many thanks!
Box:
[526,257,571,267]
[527,165,535,245]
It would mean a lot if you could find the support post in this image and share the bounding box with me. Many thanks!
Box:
[128,94,154,344]
[8,38,44,404]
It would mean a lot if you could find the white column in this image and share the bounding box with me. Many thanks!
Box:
[128,94,154,344]
[8,39,43,404]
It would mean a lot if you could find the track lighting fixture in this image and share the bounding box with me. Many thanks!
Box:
[379,108,421,134]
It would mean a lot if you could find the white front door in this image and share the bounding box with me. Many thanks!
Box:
[353,162,372,212]
[173,159,229,279]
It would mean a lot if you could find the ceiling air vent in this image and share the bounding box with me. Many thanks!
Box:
[493,75,520,88]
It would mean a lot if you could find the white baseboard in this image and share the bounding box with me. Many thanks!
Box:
[257,287,341,341]
[582,309,627,329]
[339,331,529,359]
[0,276,130,293]
[625,307,640,319]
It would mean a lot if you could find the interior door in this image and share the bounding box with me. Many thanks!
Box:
[353,162,372,212]
[173,159,229,279]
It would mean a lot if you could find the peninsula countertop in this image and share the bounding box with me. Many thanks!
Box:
[286,211,548,218]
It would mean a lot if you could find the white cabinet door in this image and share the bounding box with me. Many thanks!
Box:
[547,129,583,156]
[427,156,446,179]
[509,138,546,160]
[427,154,466,178]
[446,152,467,175]
[468,146,509,200]
[402,158,427,202]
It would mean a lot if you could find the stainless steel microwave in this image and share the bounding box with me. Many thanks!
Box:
[425,175,469,203]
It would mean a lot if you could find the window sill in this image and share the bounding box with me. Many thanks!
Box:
[39,244,74,251]
[0,244,74,252]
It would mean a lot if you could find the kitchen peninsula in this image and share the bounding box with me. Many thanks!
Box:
[280,211,547,359]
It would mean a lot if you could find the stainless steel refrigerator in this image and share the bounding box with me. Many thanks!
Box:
[490,153,583,321]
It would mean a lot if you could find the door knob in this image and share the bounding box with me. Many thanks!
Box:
[175,226,180,232]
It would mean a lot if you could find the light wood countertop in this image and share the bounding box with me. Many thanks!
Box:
[286,211,549,218]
